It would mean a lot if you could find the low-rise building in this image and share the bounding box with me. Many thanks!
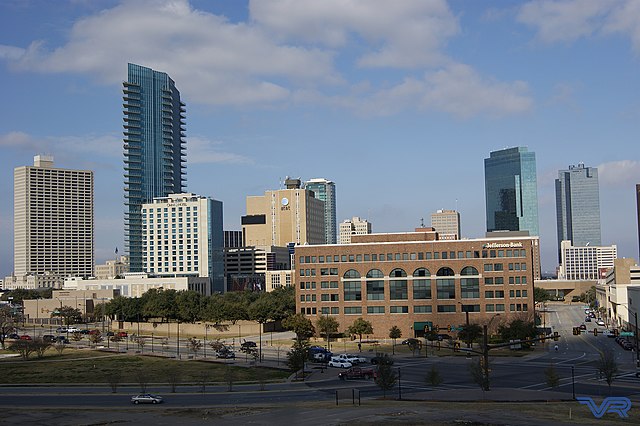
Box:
[63,273,210,298]
[22,289,119,325]
[95,255,130,279]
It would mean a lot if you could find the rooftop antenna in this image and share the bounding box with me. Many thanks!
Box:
[455,198,458,212]
[420,218,425,228]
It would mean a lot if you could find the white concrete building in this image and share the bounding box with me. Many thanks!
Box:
[557,240,617,280]
[596,258,640,328]
[14,155,94,278]
[339,217,372,244]
[64,273,210,298]
[3,272,64,290]
[142,193,224,293]
[431,209,461,240]
[265,270,292,292]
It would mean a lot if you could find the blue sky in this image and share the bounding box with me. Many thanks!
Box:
[1,0,639,277]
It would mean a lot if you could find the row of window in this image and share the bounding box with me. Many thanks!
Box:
[300,303,529,316]
[300,287,528,302]
[299,249,528,265]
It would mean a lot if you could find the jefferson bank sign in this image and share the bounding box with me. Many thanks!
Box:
[483,242,524,249]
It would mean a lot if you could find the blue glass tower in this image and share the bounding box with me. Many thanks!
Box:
[555,163,601,260]
[123,63,186,272]
[305,178,336,244]
[484,147,539,235]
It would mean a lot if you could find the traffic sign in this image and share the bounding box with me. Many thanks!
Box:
[620,331,634,337]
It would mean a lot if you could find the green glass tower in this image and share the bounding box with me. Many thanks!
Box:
[484,147,539,236]
[123,63,186,272]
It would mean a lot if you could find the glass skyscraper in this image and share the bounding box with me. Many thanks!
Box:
[484,147,539,235]
[305,178,336,244]
[555,163,601,260]
[123,63,186,272]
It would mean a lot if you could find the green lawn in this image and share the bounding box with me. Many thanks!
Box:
[0,348,289,385]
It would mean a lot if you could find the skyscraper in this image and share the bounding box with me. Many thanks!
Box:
[555,163,601,260]
[14,155,94,277]
[431,209,461,240]
[123,63,186,272]
[484,147,539,236]
[636,184,640,261]
[339,217,372,244]
[305,178,336,244]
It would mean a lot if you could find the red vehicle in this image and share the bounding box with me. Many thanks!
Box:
[19,335,32,340]
[338,366,378,380]
[89,329,101,335]
[116,331,128,338]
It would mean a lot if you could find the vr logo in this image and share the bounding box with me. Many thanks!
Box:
[576,397,632,418]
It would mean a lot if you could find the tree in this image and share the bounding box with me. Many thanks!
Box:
[248,294,274,362]
[374,354,397,398]
[106,371,122,393]
[0,305,16,349]
[187,337,202,358]
[469,358,488,392]
[458,323,483,348]
[533,287,551,303]
[316,315,339,349]
[166,368,182,393]
[134,369,149,393]
[88,331,104,347]
[224,365,236,392]
[597,349,618,392]
[347,317,373,346]
[389,326,402,355]
[32,338,51,359]
[55,306,82,326]
[425,364,443,387]
[175,291,204,323]
[498,318,537,343]
[282,313,315,343]
[286,339,309,379]
[544,363,560,388]
[9,340,35,360]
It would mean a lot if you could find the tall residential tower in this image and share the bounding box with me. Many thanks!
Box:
[305,178,336,244]
[14,155,94,277]
[123,63,186,272]
[555,163,601,261]
[484,147,539,236]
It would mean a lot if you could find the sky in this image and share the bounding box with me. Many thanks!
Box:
[1,0,639,278]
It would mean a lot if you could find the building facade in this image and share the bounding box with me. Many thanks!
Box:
[555,163,601,261]
[595,258,640,329]
[431,209,461,240]
[64,274,210,298]
[484,147,539,236]
[224,230,243,248]
[141,193,224,293]
[295,230,540,339]
[224,245,291,291]
[124,63,186,272]
[95,256,130,280]
[14,155,94,278]
[242,178,325,247]
[339,217,372,244]
[636,184,640,261]
[558,240,616,281]
[305,178,336,244]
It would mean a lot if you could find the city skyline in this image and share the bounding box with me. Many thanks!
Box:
[1,1,639,277]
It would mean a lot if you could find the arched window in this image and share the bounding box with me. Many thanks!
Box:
[366,269,384,278]
[436,267,455,276]
[343,269,361,279]
[413,268,431,277]
[390,268,407,278]
[461,266,479,276]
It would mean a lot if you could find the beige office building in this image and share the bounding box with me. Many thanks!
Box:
[242,178,325,247]
[14,155,94,278]
[95,256,130,279]
[339,216,372,244]
[431,209,461,240]
[558,240,617,280]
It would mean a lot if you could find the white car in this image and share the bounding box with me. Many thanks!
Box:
[131,394,163,404]
[67,327,80,333]
[332,354,366,365]
[596,320,605,326]
[328,359,352,368]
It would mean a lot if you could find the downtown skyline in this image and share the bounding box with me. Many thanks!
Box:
[1,0,639,277]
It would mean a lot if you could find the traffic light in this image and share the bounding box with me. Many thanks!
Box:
[553,331,559,341]
[593,328,598,336]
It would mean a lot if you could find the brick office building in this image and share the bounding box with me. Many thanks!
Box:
[295,229,540,339]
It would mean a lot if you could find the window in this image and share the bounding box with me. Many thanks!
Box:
[462,304,480,312]
[366,269,384,278]
[496,304,505,312]
[413,268,430,277]
[486,304,495,312]
[343,269,361,279]
[484,264,493,272]
[343,282,362,301]
[321,294,329,302]
[389,278,407,300]
[321,281,329,289]
[485,291,494,298]
[390,306,409,314]
[494,263,503,271]
[414,305,432,313]
[331,307,339,314]
[461,277,479,299]
[330,281,339,288]
[366,280,384,300]
[367,306,385,314]
[390,268,407,278]
[436,278,455,299]
[484,277,494,285]
[344,307,362,315]
[495,290,505,298]
[436,267,455,276]
[495,277,504,285]
[321,307,329,315]
[413,279,432,299]
[437,305,456,313]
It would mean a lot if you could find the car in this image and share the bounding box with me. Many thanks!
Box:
[579,324,587,330]
[328,359,352,368]
[370,355,394,365]
[604,330,616,338]
[332,353,367,364]
[338,366,378,380]
[106,331,115,337]
[55,336,70,344]
[116,331,128,338]
[131,394,163,404]
[42,334,56,343]
[401,338,421,345]
[241,340,257,348]
[596,320,605,326]
[584,317,591,322]
[56,327,68,333]
[216,349,236,359]
[7,333,20,340]
[437,334,452,341]
[19,335,32,340]
[67,327,80,333]
[622,341,634,351]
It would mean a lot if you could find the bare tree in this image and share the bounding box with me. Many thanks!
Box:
[9,340,35,360]
[196,371,211,394]
[224,365,236,392]
[134,369,149,393]
[425,364,443,387]
[54,341,66,355]
[167,368,182,393]
[32,338,51,359]
[106,371,122,393]
[187,337,202,358]
[597,349,619,393]
[254,366,267,391]
[374,354,397,399]
[88,331,103,348]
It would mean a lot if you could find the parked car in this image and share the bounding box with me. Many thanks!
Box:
[579,324,587,330]
[370,354,394,365]
[55,336,70,344]
[19,335,32,340]
[67,327,80,333]
[622,341,634,351]
[584,317,591,322]
[437,334,452,341]
[7,333,20,340]
[80,329,90,335]
[332,353,366,365]
[328,359,352,368]
[338,366,378,380]
[216,348,236,359]
[56,327,68,333]
[401,338,422,346]
[106,331,115,337]
[116,331,128,338]
[604,330,616,338]
[596,320,605,326]
[131,394,163,404]
[42,334,56,343]
[241,340,257,348]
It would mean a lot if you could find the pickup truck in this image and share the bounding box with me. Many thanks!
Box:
[332,354,367,365]
[338,366,378,380]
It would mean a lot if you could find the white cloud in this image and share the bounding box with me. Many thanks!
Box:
[517,0,640,51]
[186,136,252,164]
[597,160,640,187]
[0,131,120,161]
[0,44,26,60]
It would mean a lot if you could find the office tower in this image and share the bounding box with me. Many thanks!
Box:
[14,155,94,277]
[224,230,243,249]
[431,209,461,240]
[637,184,640,260]
[123,63,186,272]
[339,216,372,244]
[142,193,224,293]
[305,178,336,244]
[555,163,601,261]
[484,147,539,236]
[242,177,325,246]
[557,240,616,280]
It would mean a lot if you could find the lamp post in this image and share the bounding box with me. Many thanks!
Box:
[204,324,208,358]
